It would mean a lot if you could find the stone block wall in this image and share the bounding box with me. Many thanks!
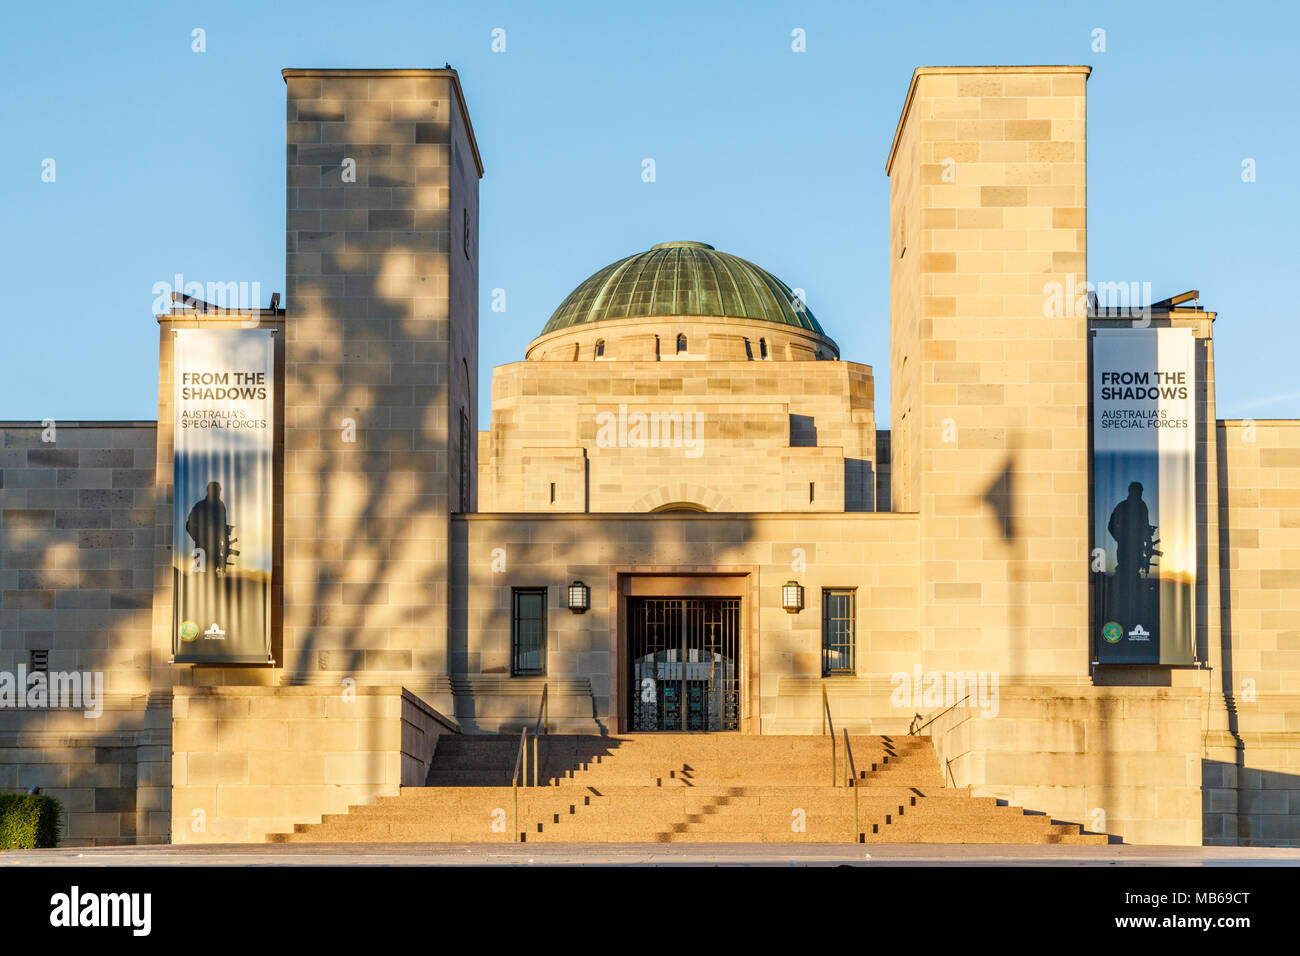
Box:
[479,358,877,514]
[1211,419,1300,845]
[0,422,157,845]
[171,685,457,843]
[874,429,892,512]
[448,89,480,515]
[924,685,1203,845]
[450,512,920,734]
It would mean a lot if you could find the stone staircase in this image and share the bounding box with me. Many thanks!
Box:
[267,734,1111,844]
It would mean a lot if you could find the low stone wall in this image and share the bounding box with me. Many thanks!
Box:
[922,685,1203,846]
[0,726,143,847]
[171,685,457,844]
[448,676,601,734]
[400,689,454,785]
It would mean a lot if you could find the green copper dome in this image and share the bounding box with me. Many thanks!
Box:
[540,241,825,336]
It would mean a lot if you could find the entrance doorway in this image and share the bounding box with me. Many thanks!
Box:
[627,597,740,731]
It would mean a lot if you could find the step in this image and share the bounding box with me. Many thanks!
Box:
[264,734,1115,847]
[391,784,978,801]
[863,821,1093,840]
[863,829,1110,845]
[433,735,932,755]
[270,815,1108,846]
[426,774,942,788]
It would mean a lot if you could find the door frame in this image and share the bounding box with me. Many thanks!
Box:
[609,567,760,734]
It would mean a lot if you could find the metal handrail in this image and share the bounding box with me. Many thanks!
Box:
[512,726,528,786]
[822,685,837,787]
[511,726,528,842]
[509,686,549,842]
[842,727,859,843]
[532,684,548,787]
[534,683,549,737]
[906,693,971,737]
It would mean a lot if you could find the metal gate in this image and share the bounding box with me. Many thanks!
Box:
[627,597,740,731]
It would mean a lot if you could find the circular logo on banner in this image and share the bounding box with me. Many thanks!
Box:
[180,621,200,643]
[1102,622,1123,644]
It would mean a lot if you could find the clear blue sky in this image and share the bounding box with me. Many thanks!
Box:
[2,0,1297,426]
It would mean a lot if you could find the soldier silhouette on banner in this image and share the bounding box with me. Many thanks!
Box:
[1107,480,1155,630]
[1108,481,1152,582]
[186,481,230,574]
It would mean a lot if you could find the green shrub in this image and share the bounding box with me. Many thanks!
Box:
[0,793,64,849]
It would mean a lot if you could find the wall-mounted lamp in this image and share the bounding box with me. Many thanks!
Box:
[567,580,590,614]
[782,580,804,614]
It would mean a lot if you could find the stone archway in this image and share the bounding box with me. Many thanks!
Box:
[633,483,735,513]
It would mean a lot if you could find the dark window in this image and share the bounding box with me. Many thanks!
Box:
[760,338,768,360]
[595,339,605,358]
[676,333,687,353]
[512,588,548,676]
[822,589,856,675]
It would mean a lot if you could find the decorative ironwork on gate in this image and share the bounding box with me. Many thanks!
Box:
[627,597,740,731]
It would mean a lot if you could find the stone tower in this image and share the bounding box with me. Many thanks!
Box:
[282,68,482,708]
[888,66,1091,680]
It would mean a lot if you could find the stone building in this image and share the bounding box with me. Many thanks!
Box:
[0,65,1296,848]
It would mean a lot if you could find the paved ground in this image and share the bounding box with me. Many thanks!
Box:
[4,842,1300,866]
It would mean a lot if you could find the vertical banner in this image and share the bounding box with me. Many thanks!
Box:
[172,329,274,663]
[1092,328,1196,664]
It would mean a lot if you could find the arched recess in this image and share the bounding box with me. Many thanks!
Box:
[633,483,736,513]
[459,357,472,512]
